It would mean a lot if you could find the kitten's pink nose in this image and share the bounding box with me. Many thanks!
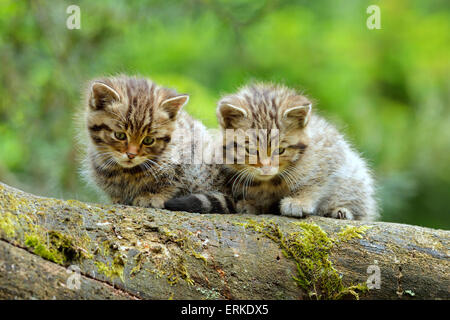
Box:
[126,143,139,159]
[126,152,136,159]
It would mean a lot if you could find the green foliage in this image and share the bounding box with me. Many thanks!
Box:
[0,0,448,228]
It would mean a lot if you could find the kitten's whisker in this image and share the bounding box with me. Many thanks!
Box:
[280,171,294,191]
[282,169,298,191]
[239,171,248,200]
[248,174,255,200]
[141,161,158,181]
[243,171,253,200]
[280,170,293,187]
[239,169,252,200]
[146,159,169,179]
[228,169,243,184]
[102,158,115,170]
[232,168,249,197]
[287,169,299,189]
[286,165,302,186]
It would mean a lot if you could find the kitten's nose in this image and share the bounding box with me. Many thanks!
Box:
[126,152,136,159]
[126,143,139,159]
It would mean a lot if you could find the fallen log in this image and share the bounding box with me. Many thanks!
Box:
[0,182,448,300]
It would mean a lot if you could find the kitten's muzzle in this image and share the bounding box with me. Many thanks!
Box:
[126,152,137,159]
[258,166,279,176]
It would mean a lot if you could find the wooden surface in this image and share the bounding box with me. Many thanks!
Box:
[0,182,449,300]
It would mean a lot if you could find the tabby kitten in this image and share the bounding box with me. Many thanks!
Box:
[81,75,192,208]
[215,83,378,221]
[81,75,234,212]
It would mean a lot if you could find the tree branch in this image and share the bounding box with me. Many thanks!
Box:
[0,182,448,300]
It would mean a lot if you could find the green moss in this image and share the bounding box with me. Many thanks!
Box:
[165,263,194,286]
[176,261,194,285]
[155,227,201,286]
[167,272,178,285]
[24,230,91,264]
[0,211,17,237]
[130,252,144,277]
[237,219,369,300]
[94,254,125,281]
[337,225,371,242]
[24,233,64,264]
[190,248,208,265]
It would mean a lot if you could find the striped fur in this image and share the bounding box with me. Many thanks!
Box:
[215,83,378,221]
[164,192,235,214]
[80,75,196,208]
[80,75,236,213]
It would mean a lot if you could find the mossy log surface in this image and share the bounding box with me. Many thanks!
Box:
[0,182,448,300]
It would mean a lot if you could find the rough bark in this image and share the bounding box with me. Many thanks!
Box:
[0,182,448,300]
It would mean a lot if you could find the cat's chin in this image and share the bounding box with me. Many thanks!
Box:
[255,174,278,181]
[118,160,140,168]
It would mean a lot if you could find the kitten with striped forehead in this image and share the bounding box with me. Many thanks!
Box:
[82,75,235,213]
[82,75,192,208]
[217,83,378,220]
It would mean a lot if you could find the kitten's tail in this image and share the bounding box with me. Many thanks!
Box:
[164,192,235,214]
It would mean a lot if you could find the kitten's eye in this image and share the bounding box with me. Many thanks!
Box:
[114,132,127,140]
[142,136,155,146]
[278,147,286,155]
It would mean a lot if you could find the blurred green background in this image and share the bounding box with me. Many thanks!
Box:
[0,0,449,229]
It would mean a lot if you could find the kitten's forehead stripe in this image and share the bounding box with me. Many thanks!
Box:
[220,83,311,129]
[87,75,183,168]
[89,124,112,132]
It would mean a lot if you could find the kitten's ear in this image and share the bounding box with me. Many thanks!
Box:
[89,82,120,110]
[283,103,312,128]
[161,95,189,120]
[217,103,247,129]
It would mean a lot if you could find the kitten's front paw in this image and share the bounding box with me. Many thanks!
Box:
[236,200,259,215]
[280,198,304,217]
[133,195,166,209]
[280,198,315,218]
[149,197,166,209]
[331,207,354,220]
